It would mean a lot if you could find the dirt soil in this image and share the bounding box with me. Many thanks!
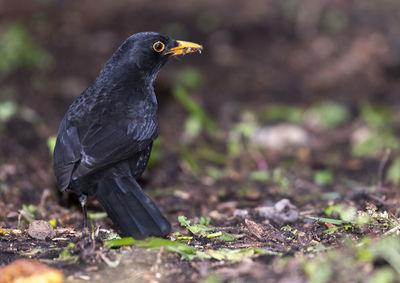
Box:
[1,1,400,282]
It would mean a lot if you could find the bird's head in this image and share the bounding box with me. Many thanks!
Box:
[106,32,203,83]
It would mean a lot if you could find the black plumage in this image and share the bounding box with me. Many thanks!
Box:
[53,32,202,239]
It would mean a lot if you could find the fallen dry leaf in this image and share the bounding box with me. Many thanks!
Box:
[0,259,63,283]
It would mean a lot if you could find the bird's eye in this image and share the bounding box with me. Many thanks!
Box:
[153,41,165,53]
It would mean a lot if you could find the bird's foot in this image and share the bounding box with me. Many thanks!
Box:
[79,194,89,230]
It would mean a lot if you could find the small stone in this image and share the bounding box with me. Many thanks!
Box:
[233,209,249,219]
[28,220,55,240]
[251,124,309,151]
[256,206,275,219]
[274,199,299,223]
[256,199,299,225]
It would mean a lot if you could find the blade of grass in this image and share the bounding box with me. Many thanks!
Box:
[173,85,218,136]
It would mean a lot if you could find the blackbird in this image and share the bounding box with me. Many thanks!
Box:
[53,32,203,239]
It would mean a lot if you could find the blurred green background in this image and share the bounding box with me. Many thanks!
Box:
[1,0,400,203]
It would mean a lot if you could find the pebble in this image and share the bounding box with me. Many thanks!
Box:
[233,209,250,219]
[28,220,55,240]
[251,124,309,151]
[256,199,299,225]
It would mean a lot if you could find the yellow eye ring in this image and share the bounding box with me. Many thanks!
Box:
[153,41,165,53]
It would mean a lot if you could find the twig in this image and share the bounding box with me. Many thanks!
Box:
[350,190,396,209]
[39,189,51,208]
[384,224,400,236]
[100,253,121,268]
[364,192,396,209]
[377,149,391,196]
[150,246,164,274]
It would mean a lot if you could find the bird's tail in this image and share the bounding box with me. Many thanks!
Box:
[94,177,171,239]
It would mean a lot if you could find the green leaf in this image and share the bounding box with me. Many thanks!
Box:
[227,130,242,157]
[105,237,137,247]
[307,216,349,226]
[0,22,52,73]
[204,248,279,262]
[19,204,36,222]
[48,219,57,228]
[178,215,191,227]
[105,237,188,249]
[179,146,200,174]
[199,216,211,226]
[207,167,226,181]
[206,231,222,238]
[272,168,290,189]
[105,237,198,260]
[178,216,236,241]
[352,131,399,157]
[0,100,18,122]
[196,250,212,259]
[57,242,78,262]
[307,101,350,129]
[47,136,57,157]
[184,115,203,139]
[176,235,193,241]
[261,104,304,124]
[360,104,391,128]
[178,215,213,235]
[340,206,357,223]
[235,122,257,137]
[88,212,108,219]
[324,226,341,234]
[173,84,218,136]
[250,170,270,182]
[314,170,333,185]
[219,232,237,242]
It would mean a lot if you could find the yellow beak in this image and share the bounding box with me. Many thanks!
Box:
[165,40,203,56]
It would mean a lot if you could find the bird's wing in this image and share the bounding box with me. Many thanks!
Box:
[53,118,82,190]
[53,114,157,190]
[72,117,158,179]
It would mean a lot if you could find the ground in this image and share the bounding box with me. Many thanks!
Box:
[1,1,400,282]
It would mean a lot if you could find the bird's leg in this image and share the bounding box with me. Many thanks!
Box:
[79,194,89,232]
